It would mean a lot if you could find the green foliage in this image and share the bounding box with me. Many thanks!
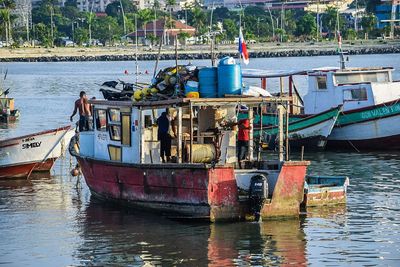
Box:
[344,28,357,40]
[361,13,377,36]
[223,18,237,40]
[34,22,53,46]
[93,16,120,45]
[73,27,88,45]
[296,12,316,36]
[105,0,136,17]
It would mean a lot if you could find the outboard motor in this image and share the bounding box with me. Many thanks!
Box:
[249,174,268,221]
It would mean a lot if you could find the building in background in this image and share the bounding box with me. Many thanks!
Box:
[126,18,195,45]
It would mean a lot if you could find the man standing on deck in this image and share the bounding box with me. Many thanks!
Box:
[237,118,251,169]
[70,91,91,131]
[157,109,172,163]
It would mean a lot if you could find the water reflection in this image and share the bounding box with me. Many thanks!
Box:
[76,199,308,266]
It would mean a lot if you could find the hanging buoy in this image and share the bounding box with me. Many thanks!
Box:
[124,70,129,75]
[70,164,81,177]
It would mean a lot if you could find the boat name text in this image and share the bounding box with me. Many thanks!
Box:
[360,104,400,120]
[22,142,42,149]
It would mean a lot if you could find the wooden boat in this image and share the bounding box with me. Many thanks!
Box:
[243,62,400,151]
[69,97,310,222]
[302,175,349,207]
[0,125,72,179]
[33,127,76,172]
[249,105,342,151]
[0,97,20,123]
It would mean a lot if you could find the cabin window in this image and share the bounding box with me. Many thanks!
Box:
[109,125,121,141]
[108,145,122,161]
[335,72,389,85]
[316,76,327,90]
[95,109,107,131]
[108,108,121,123]
[144,115,153,128]
[344,88,368,101]
[121,114,131,146]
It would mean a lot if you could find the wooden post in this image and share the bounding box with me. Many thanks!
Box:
[248,106,254,161]
[189,103,193,163]
[177,106,182,163]
[278,104,284,162]
[261,78,267,90]
[257,103,263,162]
[280,76,284,96]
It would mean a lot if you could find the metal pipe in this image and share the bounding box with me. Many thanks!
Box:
[278,104,284,162]
[189,103,193,163]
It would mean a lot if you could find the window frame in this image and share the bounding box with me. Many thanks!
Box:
[95,109,107,132]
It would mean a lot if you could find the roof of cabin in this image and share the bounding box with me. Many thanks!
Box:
[242,69,307,78]
[90,96,292,109]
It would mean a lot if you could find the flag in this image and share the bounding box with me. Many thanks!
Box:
[238,27,249,65]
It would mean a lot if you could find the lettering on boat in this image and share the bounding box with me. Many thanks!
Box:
[97,133,108,141]
[22,137,35,142]
[360,104,400,120]
[22,142,42,149]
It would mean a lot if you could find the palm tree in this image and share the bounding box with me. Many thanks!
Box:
[0,0,16,46]
[138,8,153,40]
[191,6,206,42]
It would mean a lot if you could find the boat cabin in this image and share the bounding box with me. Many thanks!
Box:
[79,97,288,166]
[303,67,399,114]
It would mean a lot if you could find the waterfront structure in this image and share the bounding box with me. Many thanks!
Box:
[126,18,195,45]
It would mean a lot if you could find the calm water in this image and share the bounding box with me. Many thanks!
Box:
[1,55,400,266]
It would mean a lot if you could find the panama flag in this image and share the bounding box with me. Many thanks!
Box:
[238,27,249,65]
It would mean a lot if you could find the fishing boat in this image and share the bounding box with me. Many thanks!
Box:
[69,96,311,222]
[241,70,341,150]
[243,61,400,151]
[0,125,72,179]
[33,127,76,172]
[0,93,20,123]
[302,175,349,207]
[255,105,341,151]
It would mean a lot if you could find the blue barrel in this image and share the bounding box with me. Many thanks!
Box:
[198,67,218,98]
[217,63,242,97]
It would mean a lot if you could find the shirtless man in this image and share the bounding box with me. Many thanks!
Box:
[70,91,91,131]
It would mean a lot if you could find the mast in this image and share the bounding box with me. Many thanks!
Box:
[135,14,139,84]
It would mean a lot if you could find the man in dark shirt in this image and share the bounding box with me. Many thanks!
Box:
[157,109,172,163]
[70,91,91,132]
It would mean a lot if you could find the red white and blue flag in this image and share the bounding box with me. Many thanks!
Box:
[238,27,249,65]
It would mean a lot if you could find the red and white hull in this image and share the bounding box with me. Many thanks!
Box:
[0,125,72,179]
[74,151,309,221]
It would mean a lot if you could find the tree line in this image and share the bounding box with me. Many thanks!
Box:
[0,0,395,47]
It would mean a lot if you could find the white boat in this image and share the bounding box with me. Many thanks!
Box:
[303,66,400,150]
[243,61,400,150]
[0,125,73,179]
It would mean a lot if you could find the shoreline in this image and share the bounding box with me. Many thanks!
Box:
[1,41,399,62]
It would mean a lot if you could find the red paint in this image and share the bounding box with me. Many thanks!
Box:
[0,162,36,179]
[261,161,309,219]
[33,158,57,172]
[76,154,309,221]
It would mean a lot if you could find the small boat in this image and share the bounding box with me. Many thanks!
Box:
[0,95,20,123]
[302,175,349,207]
[33,127,76,172]
[254,105,342,151]
[0,125,72,179]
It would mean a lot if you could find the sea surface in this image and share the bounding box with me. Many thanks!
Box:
[1,54,400,266]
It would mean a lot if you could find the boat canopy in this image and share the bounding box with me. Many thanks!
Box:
[242,69,307,79]
[89,96,292,110]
